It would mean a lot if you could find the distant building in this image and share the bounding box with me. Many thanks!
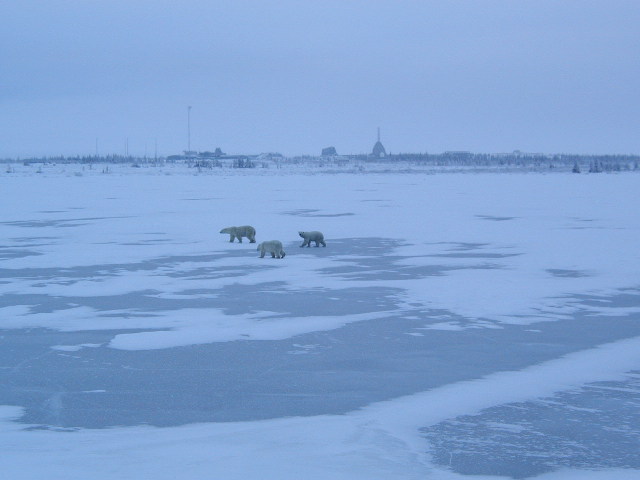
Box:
[495,150,548,158]
[371,128,386,157]
[321,146,337,156]
[256,152,284,161]
[442,151,472,158]
[199,148,225,158]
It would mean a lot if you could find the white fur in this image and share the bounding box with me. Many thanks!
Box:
[299,231,326,247]
[257,240,286,259]
[220,225,256,243]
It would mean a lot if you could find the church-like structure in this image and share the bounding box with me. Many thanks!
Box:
[371,128,386,157]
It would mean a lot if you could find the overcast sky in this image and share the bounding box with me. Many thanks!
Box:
[2,1,639,157]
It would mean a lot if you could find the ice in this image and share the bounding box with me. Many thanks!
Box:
[1,165,639,478]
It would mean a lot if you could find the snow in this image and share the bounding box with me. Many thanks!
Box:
[1,163,639,478]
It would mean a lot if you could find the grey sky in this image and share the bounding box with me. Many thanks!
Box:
[2,1,639,157]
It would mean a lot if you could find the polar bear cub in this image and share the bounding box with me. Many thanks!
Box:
[220,225,256,243]
[299,231,326,248]
[257,240,286,259]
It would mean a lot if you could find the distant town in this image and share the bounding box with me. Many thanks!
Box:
[3,131,639,174]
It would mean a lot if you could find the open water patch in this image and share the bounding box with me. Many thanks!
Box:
[1,289,639,429]
[547,268,590,278]
[282,209,355,217]
[427,252,521,259]
[212,282,402,317]
[0,248,43,261]
[319,238,506,281]
[0,250,256,284]
[476,215,518,221]
[423,371,640,478]
[0,216,131,229]
[9,236,59,245]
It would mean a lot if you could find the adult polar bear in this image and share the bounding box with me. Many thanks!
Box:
[299,231,326,248]
[257,241,286,259]
[220,225,256,243]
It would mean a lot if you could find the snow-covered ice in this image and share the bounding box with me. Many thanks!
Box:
[1,163,639,479]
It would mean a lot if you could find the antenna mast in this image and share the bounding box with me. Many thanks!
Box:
[187,106,192,153]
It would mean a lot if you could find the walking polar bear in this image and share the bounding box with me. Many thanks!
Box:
[220,225,256,243]
[257,241,286,259]
[299,231,326,248]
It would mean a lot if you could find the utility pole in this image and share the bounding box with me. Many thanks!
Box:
[187,106,192,153]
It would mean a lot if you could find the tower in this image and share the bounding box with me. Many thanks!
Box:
[372,127,386,157]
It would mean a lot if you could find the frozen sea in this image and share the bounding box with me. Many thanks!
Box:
[0,162,639,479]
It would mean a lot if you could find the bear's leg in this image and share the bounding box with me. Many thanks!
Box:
[260,251,265,258]
[321,240,326,247]
[230,235,235,243]
[314,240,320,247]
[300,241,307,248]
[271,252,276,258]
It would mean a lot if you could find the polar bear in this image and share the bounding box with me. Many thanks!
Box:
[220,225,256,243]
[299,231,326,248]
[257,240,286,259]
